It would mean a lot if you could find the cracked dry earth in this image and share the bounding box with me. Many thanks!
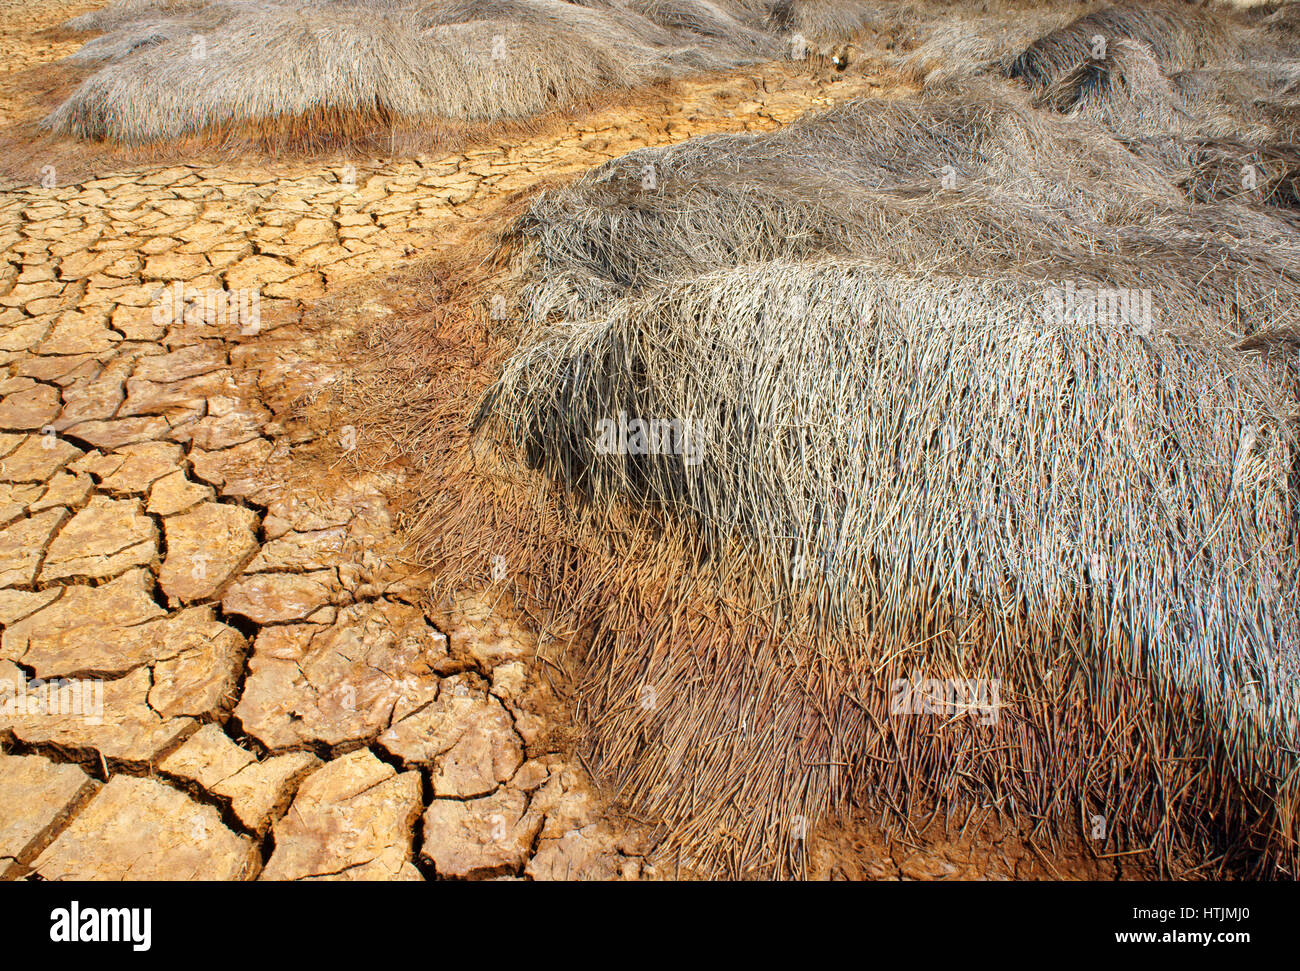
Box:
[0,155,658,882]
[0,1,1111,883]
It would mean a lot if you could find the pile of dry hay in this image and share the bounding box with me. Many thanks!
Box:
[1007,1,1242,87]
[479,259,1298,877]
[511,84,1300,337]
[45,0,869,143]
[355,3,1300,879]
[1023,10,1300,210]
[896,1,1300,211]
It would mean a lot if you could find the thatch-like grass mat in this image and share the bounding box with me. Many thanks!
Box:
[480,260,1298,877]
[1008,1,1240,88]
[41,0,841,145]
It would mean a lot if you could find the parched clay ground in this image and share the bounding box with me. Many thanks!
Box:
[0,0,1129,880]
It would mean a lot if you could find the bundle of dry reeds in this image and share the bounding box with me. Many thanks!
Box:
[1008,2,1239,88]
[1032,30,1300,213]
[48,0,879,143]
[470,259,1299,877]
[510,84,1300,337]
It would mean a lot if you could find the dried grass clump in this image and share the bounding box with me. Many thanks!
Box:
[472,259,1300,876]
[1008,2,1239,89]
[892,1,1295,93]
[1255,1,1300,44]
[1030,32,1300,213]
[510,83,1300,343]
[899,4,1075,87]
[46,1,675,143]
[1040,39,1210,138]
[63,0,218,32]
[1172,62,1300,138]
[765,0,891,44]
[627,0,776,55]
[47,0,876,144]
